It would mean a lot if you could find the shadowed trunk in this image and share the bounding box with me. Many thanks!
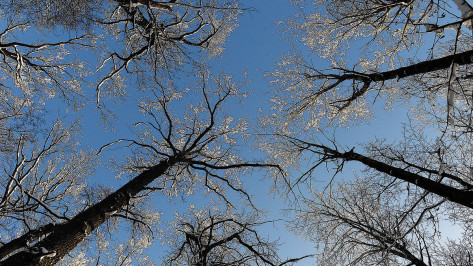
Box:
[1,157,178,265]
[337,49,473,82]
[321,146,473,209]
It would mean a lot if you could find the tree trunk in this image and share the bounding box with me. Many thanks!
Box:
[323,147,473,209]
[1,157,177,265]
[343,149,473,209]
[339,49,473,82]
[368,49,473,81]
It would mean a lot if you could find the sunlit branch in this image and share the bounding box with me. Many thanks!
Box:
[301,140,473,209]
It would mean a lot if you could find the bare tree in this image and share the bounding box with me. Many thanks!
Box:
[0,119,97,260]
[165,207,311,265]
[263,0,473,264]
[0,73,280,265]
[262,122,473,265]
[92,0,243,108]
[0,15,91,110]
[261,117,473,263]
[0,1,306,265]
[291,175,445,265]
[270,0,473,129]
[0,0,243,114]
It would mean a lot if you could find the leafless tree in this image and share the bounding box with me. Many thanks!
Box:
[0,73,280,265]
[291,177,437,266]
[92,0,243,108]
[0,0,243,115]
[165,207,311,265]
[263,0,473,264]
[262,122,473,265]
[262,114,473,264]
[270,0,473,129]
[0,1,306,265]
[0,119,97,261]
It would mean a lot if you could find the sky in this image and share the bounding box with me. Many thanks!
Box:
[19,0,443,264]
[3,0,473,264]
[66,0,421,264]
[139,0,413,263]
[70,0,322,262]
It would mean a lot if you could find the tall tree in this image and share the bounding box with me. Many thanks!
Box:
[0,1,296,265]
[165,207,311,265]
[265,0,473,264]
[292,178,437,265]
[0,74,279,265]
[0,0,242,114]
[270,0,473,129]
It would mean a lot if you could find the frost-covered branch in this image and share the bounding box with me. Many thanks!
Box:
[165,208,311,265]
[1,73,276,264]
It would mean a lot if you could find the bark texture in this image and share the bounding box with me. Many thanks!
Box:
[337,49,473,82]
[1,158,176,265]
[344,149,473,209]
[320,146,473,209]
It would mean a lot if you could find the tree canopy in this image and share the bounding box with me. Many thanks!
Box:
[1,0,473,265]
[265,0,473,264]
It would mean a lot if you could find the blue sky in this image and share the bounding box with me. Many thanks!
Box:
[66,0,319,262]
[3,0,472,264]
[139,0,413,262]
[41,0,422,263]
